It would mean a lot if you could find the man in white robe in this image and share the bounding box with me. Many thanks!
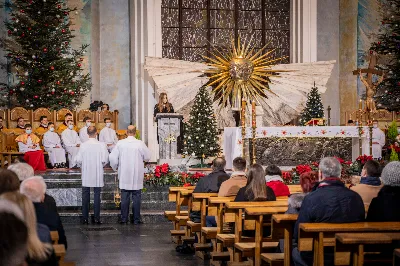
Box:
[99,118,118,152]
[363,120,386,159]
[75,126,109,224]
[79,117,92,143]
[61,121,81,168]
[43,122,67,168]
[109,125,151,224]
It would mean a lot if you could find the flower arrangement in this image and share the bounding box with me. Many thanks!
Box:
[145,163,205,187]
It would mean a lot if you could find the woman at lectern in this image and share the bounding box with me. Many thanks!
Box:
[153,92,174,119]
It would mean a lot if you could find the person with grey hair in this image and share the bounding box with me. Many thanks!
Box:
[8,162,35,182]
[0,199,28,266]
[20,176,68,250]
[367,161,400,221]
[292,157,365,266]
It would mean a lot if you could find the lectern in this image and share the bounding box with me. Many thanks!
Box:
[155,113,183,159]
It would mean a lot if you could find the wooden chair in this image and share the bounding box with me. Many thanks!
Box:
[32,108,53,129]
[298,222,400,266]
[76,109,96,131]
[0,129,25,167]
[98,110,118,130]
[8,107,30,129]
[53,244,66,261]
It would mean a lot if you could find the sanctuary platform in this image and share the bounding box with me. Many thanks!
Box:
[39,169,206,224]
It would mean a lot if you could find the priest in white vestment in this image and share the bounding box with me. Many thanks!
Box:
[75,126,109,224]
[79,117,92,143]
[99,118,118,152]
[109,125,151,224]
[61,121,81,168]
[363,120,386,159]
[43,122,67,168]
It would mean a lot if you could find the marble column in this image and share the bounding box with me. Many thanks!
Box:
[339,0,358,125]
[99,0,131,128]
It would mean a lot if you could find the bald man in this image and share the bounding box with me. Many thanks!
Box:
[75,126,109,224]
[110,125,150,224]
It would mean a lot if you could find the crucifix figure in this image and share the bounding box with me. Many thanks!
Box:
[353,52,384,112]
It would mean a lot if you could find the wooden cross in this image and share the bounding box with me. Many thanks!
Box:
[352,52,384,112]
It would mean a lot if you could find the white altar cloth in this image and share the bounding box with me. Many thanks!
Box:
[223,126,369,169]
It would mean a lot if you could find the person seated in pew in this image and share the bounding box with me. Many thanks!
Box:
[8,162,59,214]
[0,192,58,266]
[235,164,276,202]
[0,199,29,266]
[56,113,77,134]
[350,160,383,206]
[16,124,47,171]
[16,117,26,129]
[34,116,49,135]
[20,176,68,250]
[265,165,290,197]
[190,157,229,225]
[218,157,247,197]
[61,120,81,168]
[43,122,67,169]
[0,169,20,195]
[79,116,92,143]
[367,161,400,221]
[292,157,365,266]
[286,171,318,214]
[99,118,119,152]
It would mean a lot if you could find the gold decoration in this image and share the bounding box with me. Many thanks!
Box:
[164,133,176,143]
[204,37,287,107]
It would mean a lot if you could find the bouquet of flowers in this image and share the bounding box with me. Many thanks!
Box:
[347,155,373,176]
[145,163,206,187]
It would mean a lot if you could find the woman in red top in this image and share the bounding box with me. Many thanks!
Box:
[265,165,290,197]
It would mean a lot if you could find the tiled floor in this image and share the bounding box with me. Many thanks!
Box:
[64,223,210,266]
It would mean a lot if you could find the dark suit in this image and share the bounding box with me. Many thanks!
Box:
[34,202,67,250]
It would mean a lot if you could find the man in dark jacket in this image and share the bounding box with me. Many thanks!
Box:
[292,157,365,266]
[20,176,68,249]
[190,157,229,224]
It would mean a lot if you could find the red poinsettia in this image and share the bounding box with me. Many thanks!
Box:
[161,163,169,174]
[282,171,293,182]
[183,183,192,187]
[296,165,312,175]
[154,166,161,178]
[192,172,205,180]
[356,154,373,164]
[311,162,319,167]
[334,157,345,164]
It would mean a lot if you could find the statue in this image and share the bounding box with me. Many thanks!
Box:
[359,69,384,112]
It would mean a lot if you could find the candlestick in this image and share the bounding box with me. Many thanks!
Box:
[252,101,256,127]
[251,101,256,164]
[241,99,246,158]
[359,99,362,110]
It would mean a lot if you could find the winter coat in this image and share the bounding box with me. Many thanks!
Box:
[193,169,230,193]
[218,172,247,197]
[234,185,276,202]
[367,186,400,221]
[265,175,290,197]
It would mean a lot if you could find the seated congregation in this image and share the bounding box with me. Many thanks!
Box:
[170,156,400,266]
[0,162,70,266]
[2,112,118,171]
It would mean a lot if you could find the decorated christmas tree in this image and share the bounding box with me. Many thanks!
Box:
[0,0,91,109]
[299,83,324,125]
[370,0,400,111]
[184,86,220,163]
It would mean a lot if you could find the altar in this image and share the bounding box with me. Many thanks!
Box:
[224,126,369,169]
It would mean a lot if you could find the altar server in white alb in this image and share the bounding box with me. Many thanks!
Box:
[99,118,118,152]
[43,122,67,168]
[364,120,386,159]
[75,126,109,224]
[109,125,151,224]
[79,117,92,143]
[61,120,81,168]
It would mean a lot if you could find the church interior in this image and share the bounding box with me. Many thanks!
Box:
[0,0,400,265]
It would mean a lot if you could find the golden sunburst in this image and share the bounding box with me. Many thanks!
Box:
[203,37,287,107]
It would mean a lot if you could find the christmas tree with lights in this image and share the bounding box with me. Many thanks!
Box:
[370,0,400,111]
[299,83,324,125]
[184,86,220,162]
[0,0,91,109]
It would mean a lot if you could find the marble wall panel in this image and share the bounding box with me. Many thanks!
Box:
[47,188,82,207]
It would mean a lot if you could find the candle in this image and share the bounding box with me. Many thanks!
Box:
[241,100,246,126]
[359,99,362,110]
[252,101,256,128]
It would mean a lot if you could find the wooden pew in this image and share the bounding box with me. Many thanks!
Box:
[50,231,59,244]
[169,188,194,244]
[261,214,298,266]
[288,185,303,194]
[335,232,392,266]
[238,207,288,266]
[394,249,400,266]
[54,244,66,261]
[298,222,400,266]
[192,192,218,258]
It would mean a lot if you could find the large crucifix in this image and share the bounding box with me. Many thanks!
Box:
[352,52,384,112]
